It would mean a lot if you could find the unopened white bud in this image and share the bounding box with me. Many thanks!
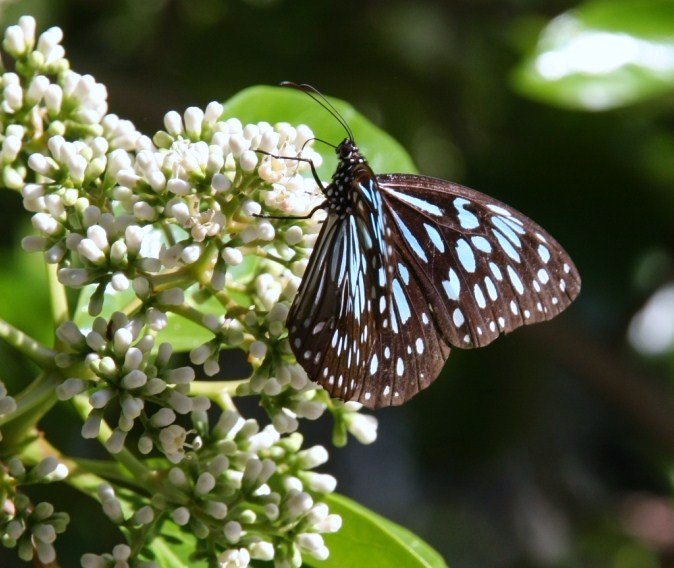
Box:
[150,408,176,428]
[180,244,202,264]
[256,220,275,241]
[164,111,183,136]
[184,107,204,138]
[222,246,243,265]
[133,506,154,525]
[195,472,216,495]
[224,521,242,543]
[172,506,190,526]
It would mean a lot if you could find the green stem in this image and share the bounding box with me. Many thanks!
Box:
[0,317,56,368]
[47,263,69,329]
[190,379,250,405]
[146,267,192,290]
[0,372,61,447]
[69,456,149,491]
[166,303,211,327]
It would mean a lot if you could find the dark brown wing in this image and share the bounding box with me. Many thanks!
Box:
[378,173,581,349]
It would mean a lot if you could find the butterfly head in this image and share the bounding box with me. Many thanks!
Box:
[334,138,367,172]
[322,139,370,215]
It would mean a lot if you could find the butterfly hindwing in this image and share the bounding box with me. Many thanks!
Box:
[378,173,581,349]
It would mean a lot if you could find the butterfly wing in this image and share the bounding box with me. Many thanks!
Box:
[287,210,379,402]
[288,177,451,407]
[289,171,581,409]
[377,173,581,349]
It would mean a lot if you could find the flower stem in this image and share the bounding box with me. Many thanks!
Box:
[0,371,61,447]
[147,267,192,290]
[0,316,56,367]
[191,379,250,405]
[47,263,69,329]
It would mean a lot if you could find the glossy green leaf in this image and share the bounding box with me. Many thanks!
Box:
[221,85,417,177]
[310,493,447,568]
[513,0,674,110]
[155,312,213,352]
[151,520,209,568]
[73,284,136,329]
[0,244,52,345]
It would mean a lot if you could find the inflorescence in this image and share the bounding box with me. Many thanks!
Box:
[0,16,378,567]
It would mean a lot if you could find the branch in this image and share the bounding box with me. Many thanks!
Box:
[0,317,56,367]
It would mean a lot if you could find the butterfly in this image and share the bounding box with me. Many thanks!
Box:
[278,84,581,409]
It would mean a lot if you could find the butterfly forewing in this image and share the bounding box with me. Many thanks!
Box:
[288,212,378,401]
[378,173,581,349]
[288,175,452,407]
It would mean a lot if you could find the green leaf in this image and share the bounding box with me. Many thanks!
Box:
[310,493,447,568]
[151,520,209,568]
[73,284,136,329]
[513,0,674,111]
[221,85,417,177]
[0,243,52,345]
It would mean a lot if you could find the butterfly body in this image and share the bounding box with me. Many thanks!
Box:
[287,137,581,409]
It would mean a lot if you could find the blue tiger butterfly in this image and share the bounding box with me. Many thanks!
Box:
[273,83,580,408]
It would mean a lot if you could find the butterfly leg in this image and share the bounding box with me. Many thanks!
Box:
[255,149,326,191]
[253,201,326,220]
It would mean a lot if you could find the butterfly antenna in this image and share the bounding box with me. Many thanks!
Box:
[281,81,354,142]
[301,137,337,152]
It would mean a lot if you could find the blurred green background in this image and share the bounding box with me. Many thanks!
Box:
[2,0,674,566]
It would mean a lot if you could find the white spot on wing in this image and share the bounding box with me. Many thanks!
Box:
[385,187,443,215]
[424,223,445,252]
[442,268,461,300]
[370,354,378,375]
[489,262,503,281]
[487,204,510,216]
[397,263,410,285]
[456,239,476,272]
[474,284,486,308]
[454,198,480,229]
[507,266,524,295]
[453,308,465,327]
[392,210,428,262]
[493,228,521,262]
[484,276,498,301]
[392,279,411,323]
[471,236,492,253]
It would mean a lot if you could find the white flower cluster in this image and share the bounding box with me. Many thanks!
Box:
[55,313,210,461]
[0,456,69,564]
[0,17,139,192]
[0,15,381,568]
[90,408,340,567]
